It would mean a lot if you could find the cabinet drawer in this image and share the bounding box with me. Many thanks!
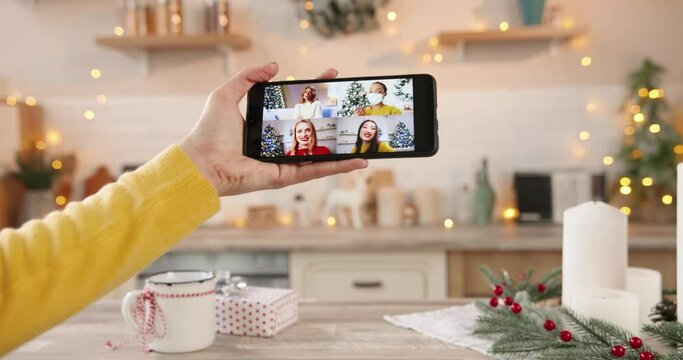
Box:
[291,251,446,301]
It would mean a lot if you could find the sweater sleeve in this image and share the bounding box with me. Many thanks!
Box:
[0,145,220,355]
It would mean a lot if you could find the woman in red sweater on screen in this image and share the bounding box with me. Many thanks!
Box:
[286,119,332,156]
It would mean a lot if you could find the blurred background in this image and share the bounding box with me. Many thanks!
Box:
[1,0,681,301]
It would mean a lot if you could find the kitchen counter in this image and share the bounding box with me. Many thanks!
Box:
[175,223,675,252]
[8,299,490,360]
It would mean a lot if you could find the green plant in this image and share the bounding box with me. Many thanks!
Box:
[13,152,56,190]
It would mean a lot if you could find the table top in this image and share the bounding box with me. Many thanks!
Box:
[175,223,675,252]
[8,299,491,360]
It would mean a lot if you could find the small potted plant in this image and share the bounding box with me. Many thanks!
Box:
[13,150,57,224]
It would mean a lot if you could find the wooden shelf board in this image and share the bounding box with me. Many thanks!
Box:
[95,33,251,51]
[437,26,584,46]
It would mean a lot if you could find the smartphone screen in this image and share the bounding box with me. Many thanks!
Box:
[245,74,437,162]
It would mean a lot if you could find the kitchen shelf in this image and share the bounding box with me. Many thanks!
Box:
[95,33,251,74]
[339,133,358,136]
[436,26,585,60]
[316,127,337,132]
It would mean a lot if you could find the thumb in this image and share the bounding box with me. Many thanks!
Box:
[215,62,279,103]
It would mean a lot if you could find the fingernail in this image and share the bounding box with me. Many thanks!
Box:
[270,61,277,65]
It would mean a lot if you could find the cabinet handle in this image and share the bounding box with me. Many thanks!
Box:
[352,281,383,289]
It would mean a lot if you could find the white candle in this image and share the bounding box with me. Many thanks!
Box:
[572,287,640,335]
[562,201,627,309]
[677,163,683,321]
[413,187,440,226]
[626,267,662,326]
[377,187,404,227]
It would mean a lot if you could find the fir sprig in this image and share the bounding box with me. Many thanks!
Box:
[643,322,683,348]
[478,265,562,303]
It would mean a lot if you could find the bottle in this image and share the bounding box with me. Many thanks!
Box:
[215,270,231,295]
[125,0,140,36]
[204,0,217,33]
[474,158,495,225]
[155,0,170,36]
[217,0,230,34]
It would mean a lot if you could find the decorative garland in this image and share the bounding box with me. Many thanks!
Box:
[474,266,683,359]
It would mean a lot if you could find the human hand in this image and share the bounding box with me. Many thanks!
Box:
[179,62,368,196]
[353,107,366,116]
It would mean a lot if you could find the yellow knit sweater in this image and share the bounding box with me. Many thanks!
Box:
[0,145,220,355]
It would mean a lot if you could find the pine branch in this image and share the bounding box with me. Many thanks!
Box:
[643,322,683,348]
[662,349,683,360]
[539,345,632,360]
[539,267,562,285]
[559,307,612,347]
[478,265,503,290]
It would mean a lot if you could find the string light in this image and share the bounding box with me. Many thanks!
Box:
[387,11,397,21]
[55,196,67,206]
[662,195,673,205]
[234,217,246,228]
[499,21,510,32]
[619,185,632,195]
[629,104,641,114]
[502,208,519,220]
[638,88,649,97]
[35,141,47,150]
[51,160,63,170]
[631,149,642,159]
[648,89,664,99]
[286,75,295,81]
[674,144,683,154]
[649,124,661,133]
[563,19,576,29]
[585,102,598,113]
[619,177,631,186]
[434,53,444,63]
[279,214,293,227]
[327,216,336,226]
[304,1,314,11]
[641,177,653,187]
[299,20,309,30]
[620,206,631,216]
[97,94,107,104]
[633,113,645,123]
[46,130,62,145]
[25,96,37,106]
[580,56,592,67]
[624,126,635,136]
[444,218,454,229]
[114,26,125,36]
[429,37,439,47]
[298,46,309,55]
[602,156,614,166]
[90,69,102,79]
[6,96,17,106]
[579,131,590,141]
[422,53,432,64]
[84,110,95,120]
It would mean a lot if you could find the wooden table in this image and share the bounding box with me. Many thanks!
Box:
[8,299,491,359]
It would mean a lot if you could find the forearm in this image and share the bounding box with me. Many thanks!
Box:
[0,145,220,355]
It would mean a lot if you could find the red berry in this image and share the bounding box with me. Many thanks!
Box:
[543,320,556,331]
[611,345,626,357]
[629,337,643,349]
[559,330,572,342]
[537,283,546,293]
[510,303,522,314]
[493,285,504,296]
[639,351,654,360]
[489,297,499,307]
[518,273,526,280]
[504,297,514,306]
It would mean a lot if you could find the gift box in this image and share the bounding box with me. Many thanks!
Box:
[215,287,298,337]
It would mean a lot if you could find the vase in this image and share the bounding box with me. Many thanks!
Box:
[474,159,495,225]
[518,0,546,26]
[19,190,55,225]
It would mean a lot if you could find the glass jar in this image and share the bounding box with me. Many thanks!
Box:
[169,0,184,35]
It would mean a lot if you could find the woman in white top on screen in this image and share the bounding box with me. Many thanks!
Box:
[294,86,323,120]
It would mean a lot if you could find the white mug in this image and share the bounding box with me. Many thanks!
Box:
[121,270,217,353]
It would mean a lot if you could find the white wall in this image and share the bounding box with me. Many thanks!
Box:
[1,0,683,221]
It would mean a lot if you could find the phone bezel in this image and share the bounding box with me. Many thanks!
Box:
[244,74,438,162]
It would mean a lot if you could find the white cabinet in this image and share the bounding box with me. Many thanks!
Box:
[290,251,447,301]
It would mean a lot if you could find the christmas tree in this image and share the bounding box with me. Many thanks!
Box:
[393,78,413,102]
[260,124,284,157]
[338,81,369,117]
[264,85,285,110]
[614,59,681,213]
[390,121,414,149]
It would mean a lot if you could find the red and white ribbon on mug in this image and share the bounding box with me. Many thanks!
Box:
[105,288,216,352]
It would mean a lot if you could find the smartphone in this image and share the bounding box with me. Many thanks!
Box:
[244,74,438,162]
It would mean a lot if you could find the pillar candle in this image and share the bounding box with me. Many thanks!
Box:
[572,287,640,335]
[413,187,440,226]
[677,163,683,321]
[562,201,627,309]
[377,187,403,227]
[626,267,662,326]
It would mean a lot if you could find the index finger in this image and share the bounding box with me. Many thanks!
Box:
[316,68,339,80]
